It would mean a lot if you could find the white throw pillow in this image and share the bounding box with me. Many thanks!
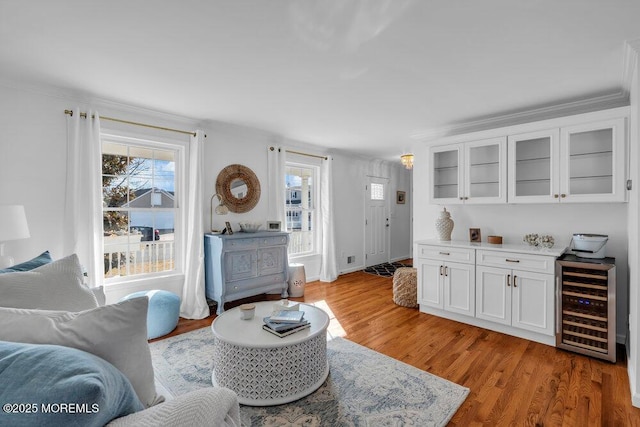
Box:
[0,297,163,408]
[0,254,99,311]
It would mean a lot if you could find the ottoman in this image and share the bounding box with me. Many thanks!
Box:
[120,290,181,339]
[393,267,418,308]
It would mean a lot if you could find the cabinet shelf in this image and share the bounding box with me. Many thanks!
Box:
[569,150,613,158]
[562,281,607,291]
[562,290,607,302]
[434,166,458,171]
[470,181,499,185]
[569,174,613,180]
[470,161,499,167]
[516,156,551,163]
[562,309,607,323]
[434,183,457,187]
[515,178,551,183]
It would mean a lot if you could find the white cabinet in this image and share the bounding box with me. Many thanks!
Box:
[430,137,507,205]
[416,240,563,346]
[416,246,475,317]
[475,250,555,336]
[508,117,626,203]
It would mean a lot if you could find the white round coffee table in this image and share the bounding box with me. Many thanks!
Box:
[211,301,330,406]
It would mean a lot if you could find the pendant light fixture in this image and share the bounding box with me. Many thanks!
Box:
[400,153,414,170]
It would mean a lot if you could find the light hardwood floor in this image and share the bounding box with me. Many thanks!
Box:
[158,267,640,426]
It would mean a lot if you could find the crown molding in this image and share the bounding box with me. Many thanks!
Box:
[622,38,640,97]
[411,91,629,142]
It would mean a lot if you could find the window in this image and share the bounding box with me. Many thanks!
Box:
[286,162,319,256]
[101,138,180,279]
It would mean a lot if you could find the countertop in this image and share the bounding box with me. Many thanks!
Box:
[415,239,567,257]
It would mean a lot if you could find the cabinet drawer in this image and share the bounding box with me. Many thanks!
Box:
[476,250,555,274]
[259,236,288,247]
[225,238,258,250]
[417,245,474,264]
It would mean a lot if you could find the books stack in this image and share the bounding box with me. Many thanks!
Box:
[262,310,310,337]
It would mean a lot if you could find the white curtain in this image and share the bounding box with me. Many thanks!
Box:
[181,130,209,319]
[267,146,287,226]
[64,109,104,287]
[320,157,338,282]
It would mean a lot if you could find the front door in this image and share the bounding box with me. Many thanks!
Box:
[365,176,389,267]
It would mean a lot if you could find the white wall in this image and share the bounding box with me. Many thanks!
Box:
[413,131,629,343]
[627,45,640,407]
[0,80,412,292]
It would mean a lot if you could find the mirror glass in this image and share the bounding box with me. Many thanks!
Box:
[230,178,248,199]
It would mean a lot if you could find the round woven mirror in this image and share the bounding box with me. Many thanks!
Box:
[215,164,261,213]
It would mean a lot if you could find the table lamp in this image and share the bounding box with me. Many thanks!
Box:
[0,205,31,269]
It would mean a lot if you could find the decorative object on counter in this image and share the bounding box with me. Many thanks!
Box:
[487,235,503,244]
[224,221,233,235]
[539,235,555,248]
[215,164,261,213]
[238,221,263,233]
[523,233,539,246]
[435,208,454,241]
[396,191,406,204]
[469,228,481,242]
[267,220,281,231]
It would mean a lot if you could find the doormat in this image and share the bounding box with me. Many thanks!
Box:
[363,261,412,277]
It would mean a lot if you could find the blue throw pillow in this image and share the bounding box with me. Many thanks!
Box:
[0,251,52,274]
[0,341,144,427]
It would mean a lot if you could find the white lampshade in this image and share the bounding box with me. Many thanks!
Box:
[0,205,30,268]
[0,205,30,242]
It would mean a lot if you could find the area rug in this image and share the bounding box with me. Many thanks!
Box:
[149,327,468,426]
[363,261,412,277]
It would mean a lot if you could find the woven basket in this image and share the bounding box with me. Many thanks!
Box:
[392,267,418,308]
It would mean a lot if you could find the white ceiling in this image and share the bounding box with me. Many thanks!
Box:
[1,1,639,161]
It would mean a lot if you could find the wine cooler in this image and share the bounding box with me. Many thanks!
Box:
[556,254,616,362]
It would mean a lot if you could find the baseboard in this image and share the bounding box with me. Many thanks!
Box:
[390,255,412,263]
[338,265,365,275]
[628,362,640,408]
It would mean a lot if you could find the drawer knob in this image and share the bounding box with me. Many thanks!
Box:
[506,259,520,263]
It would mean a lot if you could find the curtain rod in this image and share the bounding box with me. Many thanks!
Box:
[64,109,197,137]
[269,146,328,160]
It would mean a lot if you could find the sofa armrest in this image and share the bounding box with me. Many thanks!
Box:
[106,387,240,427]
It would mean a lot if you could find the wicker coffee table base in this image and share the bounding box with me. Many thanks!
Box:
[212,333,329,406]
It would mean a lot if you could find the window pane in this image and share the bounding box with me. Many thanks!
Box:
[286,164,316,256]
[102,141,178,280]
[371,183,384,200]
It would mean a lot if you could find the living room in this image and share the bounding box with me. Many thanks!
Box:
[2,1,640,425]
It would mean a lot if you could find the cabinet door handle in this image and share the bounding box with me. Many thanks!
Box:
[561,194,566,198]
[444,266,448,277]
[513,275,517,287]
[505,259,520,263]
[439,252,450,256]
[439,265,443,276]
[554,194,559,198]
[507,274,511,287]
[464,196,469,200]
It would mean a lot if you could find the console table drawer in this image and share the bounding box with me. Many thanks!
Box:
[259,236,288,247]
[226,238,258,250]
[417,245,474,264]
[476,250,555,274]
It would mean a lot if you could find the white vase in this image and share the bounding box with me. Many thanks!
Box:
[435,208,454,241]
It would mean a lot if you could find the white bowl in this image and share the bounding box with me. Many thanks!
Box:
[238,222,263,233]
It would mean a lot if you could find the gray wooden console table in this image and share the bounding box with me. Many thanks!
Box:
[204,231,290,314]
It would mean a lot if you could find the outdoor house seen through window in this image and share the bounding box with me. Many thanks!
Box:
[286,164,318,256]
[102,141,178,279]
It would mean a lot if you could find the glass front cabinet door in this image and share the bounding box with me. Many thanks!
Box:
[508,129,560,203]
[560,118,626,203]
[430,138,506,204]
[508,118,626,203]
